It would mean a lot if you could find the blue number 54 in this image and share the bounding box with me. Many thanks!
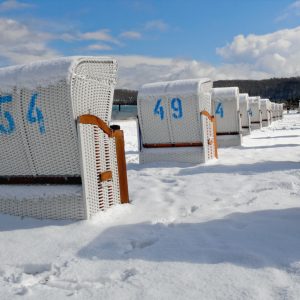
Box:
[0,95,15,135]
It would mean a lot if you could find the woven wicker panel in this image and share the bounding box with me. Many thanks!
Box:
[239,99,250,128]
[137,95,171,144]
[217,135,242,147]
[242,129,251,136]
[213,99,240,133]
[0,89,36,176]
[260,101,271,125]
[140,147,205,164]
[20,82,81,176]
[0,57,119,220]
[201,113,209,162]
[78,124,100,216]
[170,94,202,144]
[138,80,215,164]
[280,104,284,118]
[0,187,85,220]
[109,136,121,206]
[71,77,113,123]
[78,126,121,217]
[72,59,120,217]
[276,104,280,119]
[74,59,117,86]
[249,101,261,123]
[251,123,262,130]
[200,82,213,99]
[204,115,215,160]
[92,127,120,211]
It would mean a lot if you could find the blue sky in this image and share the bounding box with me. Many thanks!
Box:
[0,0,300,88]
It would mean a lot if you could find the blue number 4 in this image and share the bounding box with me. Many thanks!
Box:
[0,95,15,135]
[154,98,164,120]
[27,93,45,134]
[248,108,253,117]
[215,102,224,118]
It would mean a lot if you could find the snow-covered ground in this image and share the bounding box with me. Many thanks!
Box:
[0,113,300,299]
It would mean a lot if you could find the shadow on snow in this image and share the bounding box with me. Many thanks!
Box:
[78,208,300,270]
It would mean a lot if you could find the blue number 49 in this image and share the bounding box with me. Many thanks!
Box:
[27,93,45,134]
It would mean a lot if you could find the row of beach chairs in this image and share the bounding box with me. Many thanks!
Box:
[0,57,284,220]
[137,80,284,163]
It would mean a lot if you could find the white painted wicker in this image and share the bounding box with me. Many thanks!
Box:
[275,103,282,120]
[271,102,276,121]
[260,99,272,127]
[137,79,217,164]
[0,57,128,220]
[212,87,242,147]
[239,93,251,136]
[279,103,284,119]
[248,96,262,130]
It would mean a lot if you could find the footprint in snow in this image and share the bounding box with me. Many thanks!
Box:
[120,268,138,282]
[130,237,158,250]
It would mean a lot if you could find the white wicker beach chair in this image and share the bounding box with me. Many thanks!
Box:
[271,103,280,121]
[271,102,276,121]
[212,87,242,147]
[260,99,272,127]
[0,57,129,220]
[239,93,251,136]
[137,79,218,164]
[279,104,284,119]
[248,96,262,130]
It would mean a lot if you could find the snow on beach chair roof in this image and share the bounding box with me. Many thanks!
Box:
[0,56,117,92]
[260,98,271,111]
[0,56,129,220]
[212,87,239,102]
[138,78,211,96]
[239,93,251,136]
[137,78,217,164]
[211,87,242,147]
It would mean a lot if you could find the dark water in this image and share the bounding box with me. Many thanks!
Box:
[112,105,137,113]
[112,105,137,120]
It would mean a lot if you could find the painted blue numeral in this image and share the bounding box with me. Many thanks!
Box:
[154,98,164,120]
[27,93,45,134]
[0,95,15,135]
[215,102,224,118]
[171,98,183,119]
[248,108,253,117]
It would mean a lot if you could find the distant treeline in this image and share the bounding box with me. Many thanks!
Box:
[113,89,138,105]
[113,77,300,108]
[214,77,300,108]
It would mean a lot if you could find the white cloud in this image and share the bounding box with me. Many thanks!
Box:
[0,18,58,65]
[0,0,31,12]
[120,31,142,39]
[114,55,271,89]
[116,24,300,89]
[86,44,112,51]
[217,26,300,77]
[0,16,299,91]
[291,0,300,8]
[145,20,168,32]
[79,29,120,45]
[276,1,300,21]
